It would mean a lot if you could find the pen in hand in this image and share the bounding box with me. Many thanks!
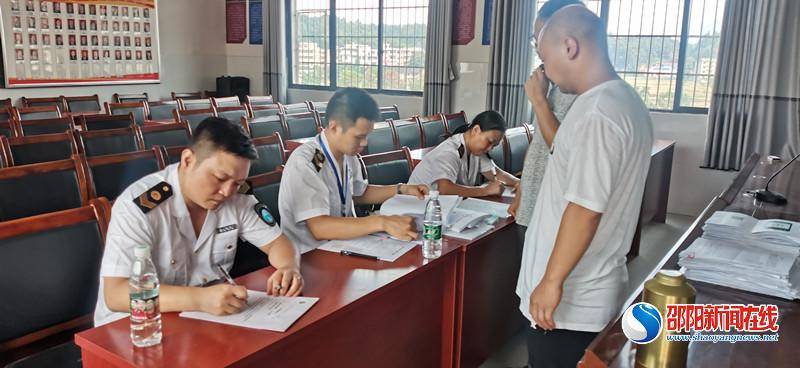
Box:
[216,264,237,285]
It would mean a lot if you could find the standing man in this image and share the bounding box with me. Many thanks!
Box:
[515,6,654,367]
[95,118,303,326]
[279,88,429,253]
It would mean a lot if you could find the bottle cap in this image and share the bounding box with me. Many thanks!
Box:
[429,190,439,199]
[134,245,150,258]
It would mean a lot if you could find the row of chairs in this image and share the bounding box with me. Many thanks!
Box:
[0,121,192,165]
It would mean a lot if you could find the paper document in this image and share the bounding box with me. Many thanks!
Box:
[501,187,516,198]
[380,194,461,227]
[319,234,417,262]
[179,292,318,332]
[457,198,511,218]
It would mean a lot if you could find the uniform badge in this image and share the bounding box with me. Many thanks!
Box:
[254,203,276,227]
[458,144,466,158]
[133,181,172,214]
[312,149,325,172]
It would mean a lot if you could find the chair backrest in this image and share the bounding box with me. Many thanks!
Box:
[63,94,102,113]
[4,131,79,166]
[307,101,327,113]
[246,169,283,224]
[249,104,283,119]
[16,116,75,136]
[317,111,329,128]
[171,91,203,100]
[146,100,180,121]
[158,145,188,165]
[379,105,400,121]
[174,107,218,132]
[505,126,530,175]
[212,96,242,108]
[216,106,250,122]
[137,122,192,149]
[281,111,321,140]
[0,98,11,108]
[443,111,468,134]
[77,126,143,157]
[106,101,148,126]
[0,120,19,138]
[0,198,110,355]
[249,133,286,177]
[203,90,218,98]
[418,114,447,148]
[20,96,63,109]
[86,148,167,201]
[0,157,91,221]
[366,121,398,154]
[282,102,309,115]
[177,98,213,110]
[112,92,149,103]
[247,95,274,106]
[0,138,8,168]
[390,118,422,150]
[360,147,414,186]
[242,115,286,139]
[488,136,508,173]
[78,113,136,131]
[13,105,62,121]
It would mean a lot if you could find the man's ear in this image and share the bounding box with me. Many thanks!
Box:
[565,36,579,60]
[180,147,194,169]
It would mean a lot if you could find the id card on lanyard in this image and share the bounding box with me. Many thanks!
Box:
[317,135,351,217]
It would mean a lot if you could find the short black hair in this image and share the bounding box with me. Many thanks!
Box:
[190,117,257,160]
[326,88,380,128]
[538,0,585,19]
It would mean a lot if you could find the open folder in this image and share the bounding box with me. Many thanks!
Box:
[180,292,319,332]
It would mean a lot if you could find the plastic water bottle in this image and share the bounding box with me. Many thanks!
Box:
[423,190,443,259]
[130,245,162,347]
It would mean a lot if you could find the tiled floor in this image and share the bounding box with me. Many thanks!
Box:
[479,213,695,368]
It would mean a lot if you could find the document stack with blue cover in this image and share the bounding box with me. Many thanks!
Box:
[678,211,800,299]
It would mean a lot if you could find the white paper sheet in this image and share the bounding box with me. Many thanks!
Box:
[318,234,418,262]
[179,292,318,332]
[457,198,511,218]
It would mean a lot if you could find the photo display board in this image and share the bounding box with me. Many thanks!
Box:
[0,0,160,87]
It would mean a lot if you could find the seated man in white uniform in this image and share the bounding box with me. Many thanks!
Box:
[408,110,519,197]
[278,87,429,253]
[95,117,303,326]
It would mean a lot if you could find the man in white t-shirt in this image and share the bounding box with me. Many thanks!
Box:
[516,4,654,367]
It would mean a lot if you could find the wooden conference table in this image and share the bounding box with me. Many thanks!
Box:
[76,197,525,367]
[581,153,800,368]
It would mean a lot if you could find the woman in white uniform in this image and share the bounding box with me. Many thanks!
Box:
[408,110,520,197]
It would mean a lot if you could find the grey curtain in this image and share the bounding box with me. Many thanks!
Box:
[486,0,536,127]
[263,0,287,103]
[703,0,800,170]
[422,0,454,115]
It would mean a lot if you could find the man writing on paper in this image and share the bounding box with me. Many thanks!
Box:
[515,6,654,367]
[278,88,429,253]
[95,118,303,326]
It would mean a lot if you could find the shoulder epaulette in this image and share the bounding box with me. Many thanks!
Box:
[312,149,325,172]
[238,180,253,195]
[458,144,466,158]
[133,181,172,214]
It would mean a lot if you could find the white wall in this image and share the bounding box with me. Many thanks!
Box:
[1,0,227,104]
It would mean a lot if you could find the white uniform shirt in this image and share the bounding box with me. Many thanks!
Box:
[278,133,368,253]
[408,133,496,187]
[516,80,654,332]
[94,163,282,326]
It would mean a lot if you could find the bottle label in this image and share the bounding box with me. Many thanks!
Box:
[423,223,442,240]
[130,295,159,320]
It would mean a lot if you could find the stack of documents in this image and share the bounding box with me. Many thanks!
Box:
[319,234,418,262]
[180,292,318,332]
[380,194,461,229]
[678,211,800,300]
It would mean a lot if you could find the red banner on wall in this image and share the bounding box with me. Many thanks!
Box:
[453,0,476,45]
[226,0,246,44]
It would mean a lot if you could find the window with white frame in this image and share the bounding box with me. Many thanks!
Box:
[288,0,428,94]
[534,0,725,113]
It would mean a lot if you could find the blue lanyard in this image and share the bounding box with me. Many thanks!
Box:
[317,135,349,216]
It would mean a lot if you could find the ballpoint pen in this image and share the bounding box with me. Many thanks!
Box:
[216,264,237,285]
